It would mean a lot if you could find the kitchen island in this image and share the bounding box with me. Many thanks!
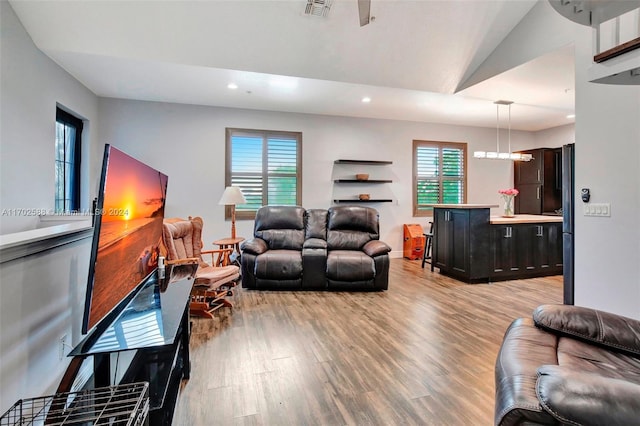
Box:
[430,205,563,283]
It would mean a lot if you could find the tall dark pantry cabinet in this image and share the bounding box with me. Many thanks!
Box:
[514,148,562,215]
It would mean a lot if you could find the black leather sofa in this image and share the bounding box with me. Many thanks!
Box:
[240,205,391,290]
[495,304,640,425]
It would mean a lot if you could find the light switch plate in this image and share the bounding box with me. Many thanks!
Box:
[583,203,611,217]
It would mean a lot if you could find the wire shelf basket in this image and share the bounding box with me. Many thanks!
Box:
[1,382,149,426]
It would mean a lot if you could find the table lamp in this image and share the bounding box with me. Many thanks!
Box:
[218,186,247,239]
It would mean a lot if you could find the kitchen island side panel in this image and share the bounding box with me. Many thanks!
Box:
[431,205,563,283]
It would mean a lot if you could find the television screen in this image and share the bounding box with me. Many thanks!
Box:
[82,144,168,334]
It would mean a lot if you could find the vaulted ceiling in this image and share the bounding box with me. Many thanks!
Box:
[9,0,576,131]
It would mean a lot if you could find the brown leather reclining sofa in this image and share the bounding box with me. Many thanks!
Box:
[495,304,640,425]
[240,205,391,290]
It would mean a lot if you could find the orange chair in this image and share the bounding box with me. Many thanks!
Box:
[162,216,239,318]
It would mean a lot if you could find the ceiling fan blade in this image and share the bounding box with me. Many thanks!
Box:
[358,0,371,26]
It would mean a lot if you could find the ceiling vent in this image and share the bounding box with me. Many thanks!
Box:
[305,0,332,17]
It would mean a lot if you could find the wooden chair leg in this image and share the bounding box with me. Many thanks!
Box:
[422,233,432,268]
[422,221,433,269]
[190,301,215,318]
[189,284,234,318]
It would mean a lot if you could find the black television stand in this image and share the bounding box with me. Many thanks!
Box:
[65,264,197,425]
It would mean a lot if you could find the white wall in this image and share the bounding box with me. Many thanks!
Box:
[97,98,535,255]
[0,2,100,235]
[458,1,576,91]
[573,31,640,319]
[468,0,639,319]
[0,2,99,411]
[0,238,92,412]
[533,123,575,148]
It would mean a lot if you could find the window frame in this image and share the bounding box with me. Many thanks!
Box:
[55,107,83,213]
[225,128,302,220]
[413,140,467,217]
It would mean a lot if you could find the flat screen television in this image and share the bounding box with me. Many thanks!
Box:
[82,144,168,334]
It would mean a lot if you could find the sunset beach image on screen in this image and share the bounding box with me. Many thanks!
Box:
[85,146,168,333]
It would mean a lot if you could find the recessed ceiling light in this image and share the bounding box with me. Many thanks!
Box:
[227,83,238,89]
[566,114,575,119]
[362,97,371,103]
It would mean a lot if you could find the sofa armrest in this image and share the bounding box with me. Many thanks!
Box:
[533,304,640,356]
[362,240,391,257]
[241,238,268,255]
[536,365,640,425]
[303,238,327,250]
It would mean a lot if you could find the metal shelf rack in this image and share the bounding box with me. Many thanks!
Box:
[1,382,149,426]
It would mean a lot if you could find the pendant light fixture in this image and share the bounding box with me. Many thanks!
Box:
[473,100,533,162]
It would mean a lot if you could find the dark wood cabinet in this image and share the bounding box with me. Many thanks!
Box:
[514,148,561,215]
[515,151,543,184]
[433,207,491,283]
[432,206,563,283]
[490,225,522,278]
[433,208,464,272]
[432,208,450,270]
[491,224,544,276]
[515,184,543,215]
[537,222,564,273]
[490,222,563,280]
[543,149,563,211]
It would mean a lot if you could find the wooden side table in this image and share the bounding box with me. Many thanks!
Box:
[213,237,244,266]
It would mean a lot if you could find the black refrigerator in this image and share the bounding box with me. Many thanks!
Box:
[562,143,575,305]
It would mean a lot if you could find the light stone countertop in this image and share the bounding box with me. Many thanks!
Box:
[490,214,563,224]
[428,204,499,209]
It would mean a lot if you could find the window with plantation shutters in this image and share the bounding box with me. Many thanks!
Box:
[225,128,302,219]
[413,140,467,216]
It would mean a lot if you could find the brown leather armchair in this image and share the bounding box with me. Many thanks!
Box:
[495,304,640,425]
[162,216,240,318]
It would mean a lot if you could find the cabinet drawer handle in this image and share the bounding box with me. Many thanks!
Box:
[537,187,540,200]
[537,169,540,182]
[537,225,543,237]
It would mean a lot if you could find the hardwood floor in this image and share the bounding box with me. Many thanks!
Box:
[173,258,562,425]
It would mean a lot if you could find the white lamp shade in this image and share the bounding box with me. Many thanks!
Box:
[218,186,247,205]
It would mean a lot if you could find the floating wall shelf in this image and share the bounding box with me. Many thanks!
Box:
[333,179,392,183]
[333,199,393,203]
[334,159,393,165]
[333,159,393,204]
